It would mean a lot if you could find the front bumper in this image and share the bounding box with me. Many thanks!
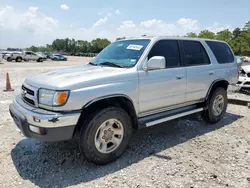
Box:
[9,95,81,142]
[236,76,250,88]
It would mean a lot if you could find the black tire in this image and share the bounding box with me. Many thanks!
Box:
[78,107,132,165]
[7,57,12,62]
[16,57,22,62]
[202,87,228,124]
[37,58,43,62]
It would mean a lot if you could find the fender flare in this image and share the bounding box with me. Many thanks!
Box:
[205,79,229,100]
[84,94,136,110]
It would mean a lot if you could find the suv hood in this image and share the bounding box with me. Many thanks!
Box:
[25,64,135,90]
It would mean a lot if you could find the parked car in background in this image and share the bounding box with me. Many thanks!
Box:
[51,54,67,61]
[10,36,237,165]
[237,62,250,88]
[36,52,47,60]
[4,51,45,62]
[23,51,45,62]
[236,56,244,67]
[43,52,52,59]
[2,51,11,59]
[4,52,22,62]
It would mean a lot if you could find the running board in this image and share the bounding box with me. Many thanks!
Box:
[138,105,204,128]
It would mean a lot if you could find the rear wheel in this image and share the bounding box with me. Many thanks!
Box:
[37,58,43,62]
[202,87,228,124]
[16,57,22,62]
[7,57,12,62]
[78,107,132,165]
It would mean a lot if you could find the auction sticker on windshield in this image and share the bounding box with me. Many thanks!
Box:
[127,45,143,51]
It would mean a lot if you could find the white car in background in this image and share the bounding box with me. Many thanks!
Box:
[4,51,44,62]
[0,52,2,62]
[237,60,250,88]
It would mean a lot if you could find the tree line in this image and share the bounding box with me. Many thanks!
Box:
[185,21,250,56]
[26,21,250,56]
[26,38,111,55]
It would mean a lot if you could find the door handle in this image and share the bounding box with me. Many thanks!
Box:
[176,75,184,80]
[209,71,215,75]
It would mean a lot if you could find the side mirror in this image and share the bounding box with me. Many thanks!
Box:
[144,56,166,70]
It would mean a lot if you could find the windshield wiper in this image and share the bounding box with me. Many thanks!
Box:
[88,62,98,66]
[99,61,123,68]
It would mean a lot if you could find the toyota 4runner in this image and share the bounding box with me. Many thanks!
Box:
[9,36,238,164]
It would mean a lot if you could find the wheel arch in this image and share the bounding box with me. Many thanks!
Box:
[74,94,138,136]
[16,56,23,60]
[205,79,229,100]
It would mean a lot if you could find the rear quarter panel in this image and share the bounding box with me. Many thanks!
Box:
[203,41,238,86]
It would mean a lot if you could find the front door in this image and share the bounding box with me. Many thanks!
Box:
[24,52,32,60]
[31,52,38,60]
[138,40,187,115]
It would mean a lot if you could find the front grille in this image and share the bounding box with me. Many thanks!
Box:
[21,85,36,106]
[22,85,34,96]
[22,96,35,106]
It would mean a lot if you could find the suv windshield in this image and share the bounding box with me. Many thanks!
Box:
[90,39,150,68]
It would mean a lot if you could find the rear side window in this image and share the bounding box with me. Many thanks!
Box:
[148,40,180,68]
[182,41,210,66]
[206,41,234,64]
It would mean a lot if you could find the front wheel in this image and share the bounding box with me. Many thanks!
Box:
[202,87,228,124]
[78,107,132,165]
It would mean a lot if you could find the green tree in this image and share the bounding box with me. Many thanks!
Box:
[216,29,232,43]
[26,46,38,52]
[90,38,111,53]
[243,21,250,31]
[232,28,242,38]
[198,30,216,39]
[76,40,89,53]
[186,32,197,38]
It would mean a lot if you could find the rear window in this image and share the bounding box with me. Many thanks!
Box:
[206,41,234,64]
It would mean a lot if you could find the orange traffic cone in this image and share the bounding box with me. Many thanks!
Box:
[4,72,14,92]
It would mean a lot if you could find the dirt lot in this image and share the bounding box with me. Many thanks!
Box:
[0,57,250,188]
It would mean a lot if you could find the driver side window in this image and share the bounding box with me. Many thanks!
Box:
[148,40,180,68]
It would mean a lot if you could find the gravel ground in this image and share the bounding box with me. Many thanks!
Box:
[0,57,250,188]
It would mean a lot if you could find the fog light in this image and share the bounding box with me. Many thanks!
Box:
[33,116,41,123]
[29,125,41,134]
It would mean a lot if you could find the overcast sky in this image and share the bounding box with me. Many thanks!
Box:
[0,0,249,48]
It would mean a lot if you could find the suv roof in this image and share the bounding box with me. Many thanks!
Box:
[119,36,226,43]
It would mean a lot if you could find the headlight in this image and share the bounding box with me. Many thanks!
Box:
[38,89,69,106]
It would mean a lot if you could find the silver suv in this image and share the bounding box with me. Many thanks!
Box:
[9,36,238,164]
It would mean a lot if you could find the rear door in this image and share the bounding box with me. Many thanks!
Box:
[180,40,214,102]
[138,40,187,114]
